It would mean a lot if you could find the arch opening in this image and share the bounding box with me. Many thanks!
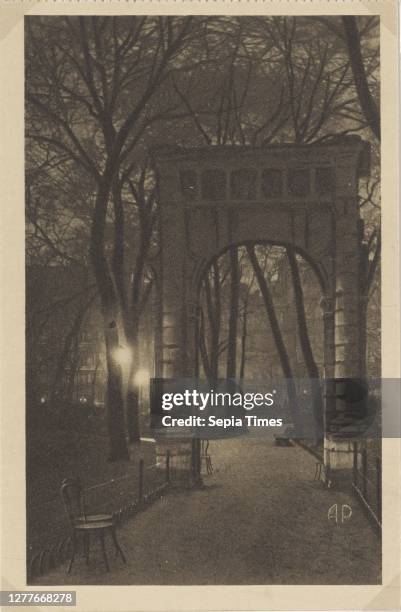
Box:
[195,241,325,384]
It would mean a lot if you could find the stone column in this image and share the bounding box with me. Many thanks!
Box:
[324,160,362,483]
[321,294,336,426]
[334,209,361,379]
[155,165,202,481]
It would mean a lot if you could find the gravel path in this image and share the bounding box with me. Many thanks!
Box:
[35,436,381,585]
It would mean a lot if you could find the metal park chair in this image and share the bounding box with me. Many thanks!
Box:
[60,478,126,573]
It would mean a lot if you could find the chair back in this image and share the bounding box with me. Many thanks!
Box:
[60,477,86,525]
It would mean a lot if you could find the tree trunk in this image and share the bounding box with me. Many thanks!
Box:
[91,358,100,404]
[286,247,323,440]
[90,179,129,461]
[103,318,129,460]
[360,232,380,378]
[125,322,141,443]
[204,261,221,380]
[199,307,212,380]
[122,186,155,444]
[342,16,380,141]
[126,385,141,443]
[226,247,240,379]
[246,245,302,433]
[65,334,80,404]
[239,299,248,380]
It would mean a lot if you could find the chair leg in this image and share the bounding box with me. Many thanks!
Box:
[111,526,126,564]
[99,531,110,572]
[84,533,90,565]
[67,532,76,574]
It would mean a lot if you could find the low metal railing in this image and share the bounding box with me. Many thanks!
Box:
[352,442,381,535]
[27,452,171,580]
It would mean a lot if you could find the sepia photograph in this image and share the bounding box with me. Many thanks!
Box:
[24,14,383,588]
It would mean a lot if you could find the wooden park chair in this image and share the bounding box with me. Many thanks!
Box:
[60,477,126,573]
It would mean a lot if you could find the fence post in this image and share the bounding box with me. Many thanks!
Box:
[362,448,368,498]
[166,450,170,484]
[376,456,382,524]
[138,458,144,502]
[353,442,358,487]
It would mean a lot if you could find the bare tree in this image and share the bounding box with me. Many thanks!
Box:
[26,16,196,459]
[239,272,255,380]
[246,245,302,432]
[286,248,323,439]
[342,16,380,141]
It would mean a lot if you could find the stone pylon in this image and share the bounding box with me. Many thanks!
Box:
[152,138,371,484]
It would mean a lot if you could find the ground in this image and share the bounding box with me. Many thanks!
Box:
[34,435,381,585]
[27,421,161,554]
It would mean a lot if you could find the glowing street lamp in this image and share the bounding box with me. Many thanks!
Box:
[134,368,150,387]
[112,346,132,366]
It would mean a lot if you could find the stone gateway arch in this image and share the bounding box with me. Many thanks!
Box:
[152,137,371,483]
